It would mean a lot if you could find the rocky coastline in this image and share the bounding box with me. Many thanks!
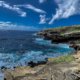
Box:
[3,25,80,80]
[3,52,80,80]
[38,26,80,50]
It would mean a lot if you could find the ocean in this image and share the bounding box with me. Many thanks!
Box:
[0,30,74,69]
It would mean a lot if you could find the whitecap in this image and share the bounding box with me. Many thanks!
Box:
[35,37,72,49]
[34,38,52,46]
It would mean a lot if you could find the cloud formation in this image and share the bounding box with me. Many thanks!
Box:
[39,15,46,24]
[0,1,46,17]
[0,1,26,17]
[49,0,80,24]
[0,0,79,25]
[39,14,50,24]
[18,4,46,14]
[26,4,46,14]
[0,21,38,31]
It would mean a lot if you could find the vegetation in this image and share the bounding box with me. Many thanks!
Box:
[44,25,80,34]
[48,55,75,63]
[39,25,80,44]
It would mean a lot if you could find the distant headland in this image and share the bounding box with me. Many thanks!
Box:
[38,25,80,50]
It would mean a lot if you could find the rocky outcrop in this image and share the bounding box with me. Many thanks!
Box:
[4,52,80,80]
[28,60,47,68]
[4,61,80,80]
[4,71,14,80]
[38,26,80,50]
[38,30,80,43]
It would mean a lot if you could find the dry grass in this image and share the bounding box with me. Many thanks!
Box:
[48,55,75,63]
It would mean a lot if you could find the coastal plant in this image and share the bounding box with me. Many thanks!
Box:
[48,55,75,63]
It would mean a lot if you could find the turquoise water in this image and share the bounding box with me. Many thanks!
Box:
[0,32,74,69]
[0,31,75,79]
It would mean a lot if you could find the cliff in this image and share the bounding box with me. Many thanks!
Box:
[4,25,80,80]
[38,25,80,50]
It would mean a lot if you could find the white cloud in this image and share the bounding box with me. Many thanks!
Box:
[0,21,18,29]
[0,21,38,31]
[39,14,50,24]
[39,15,46,24]
[26,4,46,13]
[18,4,46,14]
[0,0,46,17]
[39,0,46,3]
[0,1,26,17]
[49,0,80,24]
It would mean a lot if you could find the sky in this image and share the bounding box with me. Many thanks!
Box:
[0,0,80,30]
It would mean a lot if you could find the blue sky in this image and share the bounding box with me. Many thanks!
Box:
[0,0,80,30]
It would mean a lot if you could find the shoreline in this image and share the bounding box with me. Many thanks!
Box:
[3,26,80,80]
[3,50,79,80]
[0,47,75,80]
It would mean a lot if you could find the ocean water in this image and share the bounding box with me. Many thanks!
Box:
[0,31,75,68]
[0,30,74,79]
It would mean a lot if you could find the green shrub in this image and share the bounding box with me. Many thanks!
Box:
[48,55,75,63]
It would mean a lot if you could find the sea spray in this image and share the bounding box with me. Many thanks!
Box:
[35,38,71,48]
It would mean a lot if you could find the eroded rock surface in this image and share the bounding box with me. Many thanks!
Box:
[4,53,80,80]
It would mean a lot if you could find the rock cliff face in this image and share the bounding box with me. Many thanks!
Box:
[38,26,80,50]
